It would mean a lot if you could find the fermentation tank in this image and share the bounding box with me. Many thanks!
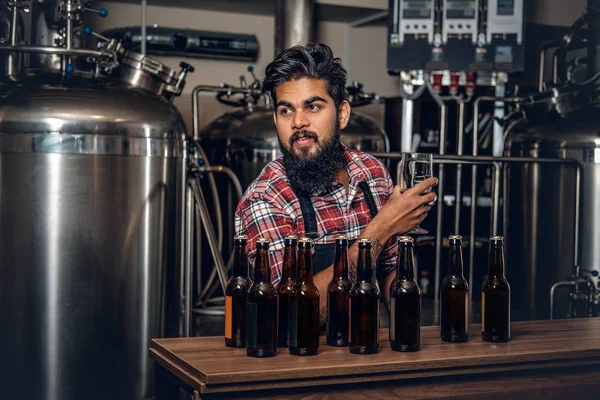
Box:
[506,103,600,319]
[0,1,201,399]
[199,98,390,191]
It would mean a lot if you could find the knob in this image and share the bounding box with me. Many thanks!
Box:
[83,26,110,42]
[179,62,195,74]
[82,7,109,18]
[247,65,259,82]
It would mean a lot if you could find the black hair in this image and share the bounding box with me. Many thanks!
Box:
[262,42,348,108]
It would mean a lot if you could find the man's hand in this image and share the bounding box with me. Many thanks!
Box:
[375,177,438,239]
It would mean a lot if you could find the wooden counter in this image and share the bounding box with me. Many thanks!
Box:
[150,318,600,399]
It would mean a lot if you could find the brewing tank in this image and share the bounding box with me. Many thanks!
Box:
[199,107,390,190]
[506,110,600,319]
[0,78,187,399]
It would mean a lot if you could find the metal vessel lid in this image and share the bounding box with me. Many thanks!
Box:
[0,84,186,139]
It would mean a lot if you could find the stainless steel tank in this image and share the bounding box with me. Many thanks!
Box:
[0,78,187,399]
[506,110,600,319]
[199,106,390,190]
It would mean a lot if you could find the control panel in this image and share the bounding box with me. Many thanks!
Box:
[387,0,525,74]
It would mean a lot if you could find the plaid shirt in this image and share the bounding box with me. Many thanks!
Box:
[234,146,398,284]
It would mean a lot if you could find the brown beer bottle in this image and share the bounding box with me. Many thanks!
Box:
[224,235,252,348]
[349,239,380,354]
[277,235,297,347]
[390,236,421,352]
[482,236,511,342]
[289,237,320,356]
[440,235,470,343]
[246,238,278,357]
[327,235,352,347]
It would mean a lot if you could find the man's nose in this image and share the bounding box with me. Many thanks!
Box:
[291,109,309,130]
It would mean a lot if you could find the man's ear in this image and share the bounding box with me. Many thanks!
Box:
[273,110,277,127]
[338,100,351,130]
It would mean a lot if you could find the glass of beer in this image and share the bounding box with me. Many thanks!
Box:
[399,152,433,235]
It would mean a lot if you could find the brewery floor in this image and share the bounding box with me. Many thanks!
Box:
[191,299,533,337]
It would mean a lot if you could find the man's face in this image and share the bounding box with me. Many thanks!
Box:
[273,78,348,160]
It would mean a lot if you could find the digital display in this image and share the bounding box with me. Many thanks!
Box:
[446,0,476,19]
[497,0,515,16]
[403,0,432,19]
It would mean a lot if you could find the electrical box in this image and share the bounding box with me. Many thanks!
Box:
[387,0,525,74]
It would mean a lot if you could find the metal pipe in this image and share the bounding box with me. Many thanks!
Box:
[574,165,581,268]
[371,152,582,166]
[64,0,74,70]
[191,85,254,140]
[550,281,576,320]
[434,104,447,305]
[141,0,147,56]
[538,45,546,92]
[6,3,18,76]
[184,184,194,337]
[190,177,229,292]
[401,98,414,153]
[552,50,559,84]
[468,164,477,305]
[275,0,314,56]
[201,165,244,200]
[0,44,109,57]
[454,101,465,234]
[502,162,509,238]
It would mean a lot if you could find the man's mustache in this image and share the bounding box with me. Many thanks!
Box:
[289,130,318,146]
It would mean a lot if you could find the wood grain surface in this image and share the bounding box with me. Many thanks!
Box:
[150,318,600,398]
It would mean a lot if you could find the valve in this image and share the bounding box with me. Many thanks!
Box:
[83,25,110,42]
[79,5,109,18]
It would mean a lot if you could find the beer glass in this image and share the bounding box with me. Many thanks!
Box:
[399,152,433,235]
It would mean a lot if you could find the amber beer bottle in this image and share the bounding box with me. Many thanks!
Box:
[246,238,278,357]
[276,235,297,347]
[224,235,252,348]
[482,236,511,342]
[289,237,320,356]
[440,235,470,343]
[390,236,421,352]
[327,235,352,347]
[350,239,380,354]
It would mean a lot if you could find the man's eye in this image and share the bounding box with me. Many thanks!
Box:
[308,104,319,111]
[279,108,291,115]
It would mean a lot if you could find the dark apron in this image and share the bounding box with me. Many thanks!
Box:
[294,181,379,275]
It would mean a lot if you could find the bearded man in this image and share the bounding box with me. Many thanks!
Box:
[234,43,437,324]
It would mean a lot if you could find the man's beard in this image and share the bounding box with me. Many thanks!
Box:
[279,122,346,195]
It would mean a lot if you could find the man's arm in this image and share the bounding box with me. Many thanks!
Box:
[315,177,437,326]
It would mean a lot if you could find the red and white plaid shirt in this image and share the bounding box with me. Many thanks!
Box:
[234,146,398,284]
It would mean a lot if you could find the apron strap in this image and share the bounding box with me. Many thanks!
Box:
[293,189,320,239]
[357,181,379,218]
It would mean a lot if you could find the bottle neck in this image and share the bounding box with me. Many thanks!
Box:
[447,244,464,277]
[254,247,271,283]
[488,244,505,278]
[281,245,296,281]
[356,247,373,281]
[397,244,414,280]
[297,247,314,283]
[333,244,349,280]
[232,244,248,277]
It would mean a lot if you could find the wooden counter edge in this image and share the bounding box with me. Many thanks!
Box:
[150,346,600,395]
